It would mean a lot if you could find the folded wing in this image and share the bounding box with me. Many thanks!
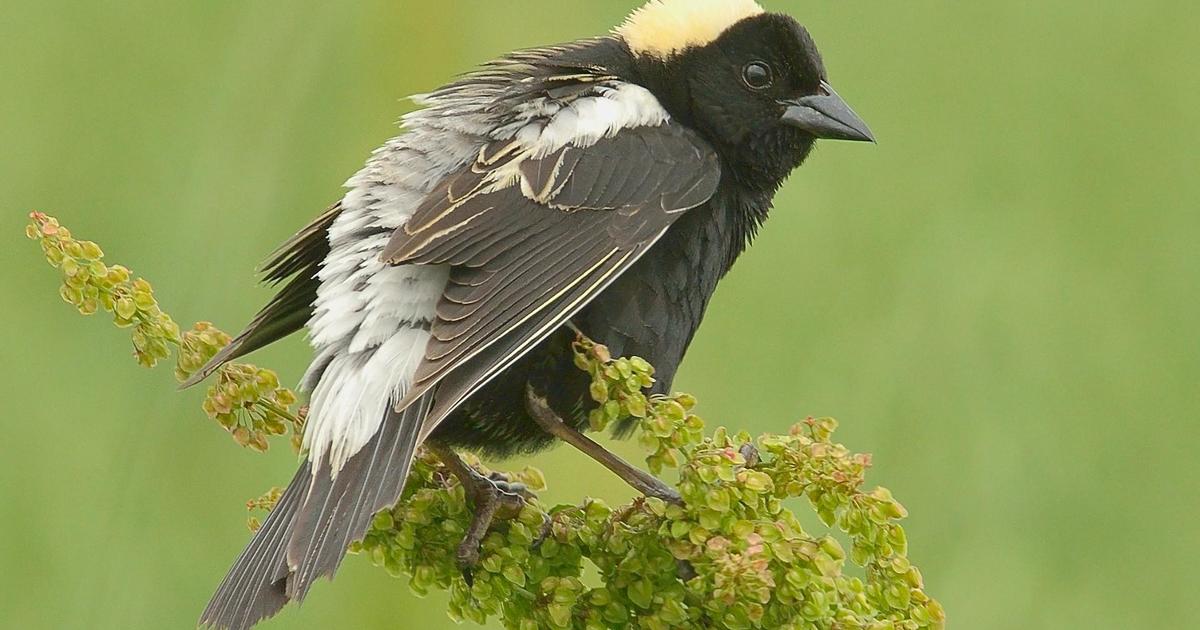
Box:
[381,122,721,430]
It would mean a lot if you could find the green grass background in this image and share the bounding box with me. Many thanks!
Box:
[2,1,1197,628]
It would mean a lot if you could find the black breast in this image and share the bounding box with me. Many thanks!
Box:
[574,197,736,393]
[431,190,754,458]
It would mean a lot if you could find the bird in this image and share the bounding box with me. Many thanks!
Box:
[190,1,873,628]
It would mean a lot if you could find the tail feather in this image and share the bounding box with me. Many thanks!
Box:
[199,462,310,630]
[286,393,434,601]
[199,392,435,629]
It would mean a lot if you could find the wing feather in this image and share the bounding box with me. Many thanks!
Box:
[180,203,342,389]
[381,123,721,428]
[419,243,646,433]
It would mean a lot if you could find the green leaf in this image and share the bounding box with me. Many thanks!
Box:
[589,380,608,403]
[627,579,654,609]
[547,603,572,628]
[626,394,647,418]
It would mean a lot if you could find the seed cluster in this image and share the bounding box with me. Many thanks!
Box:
[574,337,705,474]
[28,212,181,367]
[246,486,285,533]
[348,343,945,629]
[28,212,304,454]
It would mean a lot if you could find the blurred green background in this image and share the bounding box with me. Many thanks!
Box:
[2,1,1197,628]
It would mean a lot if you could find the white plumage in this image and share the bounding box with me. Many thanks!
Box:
[300,72,672,476]
[527,83,670,156]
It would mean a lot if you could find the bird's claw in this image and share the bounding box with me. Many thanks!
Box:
[531,513,554,552]
[455,469,527,585]
[739,443,761,468]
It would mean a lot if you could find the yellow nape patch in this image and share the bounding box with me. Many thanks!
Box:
[616,0,765,58]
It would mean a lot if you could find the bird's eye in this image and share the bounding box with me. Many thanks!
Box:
[742,62,774,90]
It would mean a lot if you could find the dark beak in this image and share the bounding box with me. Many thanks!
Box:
[780,81,875,143]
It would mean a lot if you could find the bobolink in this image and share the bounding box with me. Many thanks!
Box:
[194,1,873,627]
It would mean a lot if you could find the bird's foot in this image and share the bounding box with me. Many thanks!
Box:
[456,465,529,585]
[427,444,531,584]
[739,443,761,468]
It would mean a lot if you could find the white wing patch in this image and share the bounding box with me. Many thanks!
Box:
[616,0,765,58]
[486,82,671,199]
[512,83,670,158]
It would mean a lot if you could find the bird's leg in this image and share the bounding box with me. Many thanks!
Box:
[525,384,682,504]
[427,443,526,584]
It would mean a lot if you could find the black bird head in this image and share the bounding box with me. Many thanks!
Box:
[618,0,873,186]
